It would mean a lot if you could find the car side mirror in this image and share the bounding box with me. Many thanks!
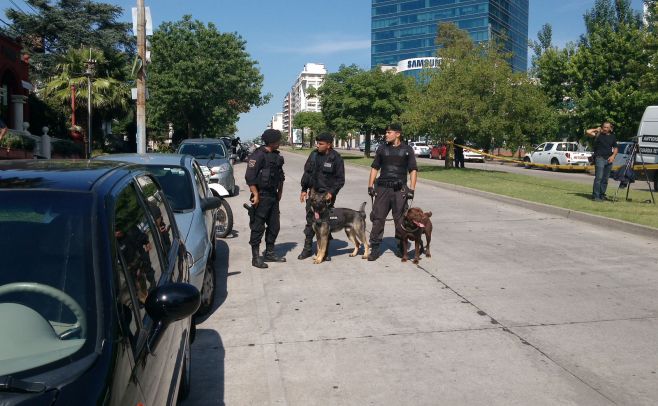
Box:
[145,283,200,325]
[201,196,222,211]
[145,283,200,352]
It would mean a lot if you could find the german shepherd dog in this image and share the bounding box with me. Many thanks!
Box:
[400,207,433,264]
[309,192,370,264]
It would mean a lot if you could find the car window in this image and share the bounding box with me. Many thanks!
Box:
[0,191,95,375]
[544,143,554,151]
[114,183,164,336]
[148,165,194,212]
[178,142,227,159]
[566,143,579,152]
[534,143,545,152]
[136,175,175,261]
[192,161,208,200]
[556,143,565,151]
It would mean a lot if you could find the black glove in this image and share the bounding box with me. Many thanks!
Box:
[406,189,415,200]
[368,186,376,197]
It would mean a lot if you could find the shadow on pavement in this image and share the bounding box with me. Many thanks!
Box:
[181,329,225,406]
[195,239,232,324]
[274,241,297,257]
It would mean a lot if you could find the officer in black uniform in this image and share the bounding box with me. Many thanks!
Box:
[244,129,286,268]
[367,123,418,261]
[298,132,346,260]
[454,135,465,168]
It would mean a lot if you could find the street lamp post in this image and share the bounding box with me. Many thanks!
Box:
[85,54,97,158]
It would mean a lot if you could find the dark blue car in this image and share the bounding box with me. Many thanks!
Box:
[0,160,200,405]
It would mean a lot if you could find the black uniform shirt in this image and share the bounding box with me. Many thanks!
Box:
[371,143,417,182]
[245,146,285,191]
[301,149,345,196]
[593,132,618,159]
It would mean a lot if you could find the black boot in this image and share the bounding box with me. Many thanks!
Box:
[251,245,268,269]
[264,244,286,262]
[297,237,313,260]
[367,244,381,261]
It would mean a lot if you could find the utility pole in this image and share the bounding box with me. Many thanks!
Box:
[136,0,147,153]
[85,49,96,159]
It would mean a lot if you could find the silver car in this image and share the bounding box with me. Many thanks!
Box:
[176,138,237,196]
[94,153,219,315]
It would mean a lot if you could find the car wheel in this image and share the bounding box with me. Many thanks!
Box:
[215,198,233,238]
[523,157,531,168]
[177,332,192,401]
[196,259,216,316]
[551,158,560,172]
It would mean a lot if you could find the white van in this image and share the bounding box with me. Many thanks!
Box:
[636,106,658,190]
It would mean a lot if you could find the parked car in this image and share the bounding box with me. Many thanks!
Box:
[95,153,226,315]
[463,148,486,162]
[176,138,237,196]
[409,141,431,157]
[430,144,447,160]
[0,160,199,405]
[523,142,591,170]
[359,141,381,152]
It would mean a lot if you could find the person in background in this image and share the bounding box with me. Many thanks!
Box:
[586,121,618,201]
[453,135,465,169]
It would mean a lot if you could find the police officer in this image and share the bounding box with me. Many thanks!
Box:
[298,132,346,260]
[245,129,286,268]
[367,123,418,261]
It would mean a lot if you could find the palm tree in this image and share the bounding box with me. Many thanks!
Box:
[43,47,130,138]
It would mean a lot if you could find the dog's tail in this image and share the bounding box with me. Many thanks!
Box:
[359,202,367,218]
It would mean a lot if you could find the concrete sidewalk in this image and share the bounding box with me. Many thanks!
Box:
[183,150,658,406]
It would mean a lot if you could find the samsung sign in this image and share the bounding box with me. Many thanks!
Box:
[397,57,441,72]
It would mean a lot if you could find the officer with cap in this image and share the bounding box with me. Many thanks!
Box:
[245,129,286,268]
[298,132,345,260]
[367,123,417,261]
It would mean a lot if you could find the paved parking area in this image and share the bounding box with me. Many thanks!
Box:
[183,150,658,406]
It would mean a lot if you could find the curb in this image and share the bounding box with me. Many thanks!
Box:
[420,178,658,241]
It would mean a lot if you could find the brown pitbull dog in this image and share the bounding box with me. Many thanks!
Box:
[400,207,433,264]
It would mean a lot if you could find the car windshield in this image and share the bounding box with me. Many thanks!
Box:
[0,191,96,376]
[146,165,195,211]
[179,143,227,159]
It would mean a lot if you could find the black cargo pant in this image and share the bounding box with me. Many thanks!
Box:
[303,189,336,240]
[249,192,280,248]
[369,184,409,246]
[454,150,465,168]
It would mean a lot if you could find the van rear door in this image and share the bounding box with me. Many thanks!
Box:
[637,107,658,164]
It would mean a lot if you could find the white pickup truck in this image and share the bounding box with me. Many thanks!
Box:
[523,142,591,169]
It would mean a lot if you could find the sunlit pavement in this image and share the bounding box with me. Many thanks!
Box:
[183,150,658,406]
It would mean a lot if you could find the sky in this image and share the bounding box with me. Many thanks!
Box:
[0,0,647,140]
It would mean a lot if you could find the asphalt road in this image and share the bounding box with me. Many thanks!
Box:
[183,150,658,406]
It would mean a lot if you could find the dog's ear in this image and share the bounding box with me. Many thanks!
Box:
[426,211,432,218]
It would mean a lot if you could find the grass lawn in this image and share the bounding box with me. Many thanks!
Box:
[285,147,658,229]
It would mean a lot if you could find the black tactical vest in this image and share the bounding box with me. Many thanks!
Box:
[308,150,338,192]
[378,144,410,182]
[258,151,284,191]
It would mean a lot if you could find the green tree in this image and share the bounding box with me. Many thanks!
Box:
[43,48,130,126]
[569,0,652,138]
[148,16,270,138]
[404,23,557,154]
[5,0,133,85]
[292,111,325,146]
[319,65,412,157]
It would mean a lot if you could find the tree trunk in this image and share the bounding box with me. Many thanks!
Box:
[187,122,192,139]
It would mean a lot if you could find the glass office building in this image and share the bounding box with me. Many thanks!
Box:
[371,0,529,72]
